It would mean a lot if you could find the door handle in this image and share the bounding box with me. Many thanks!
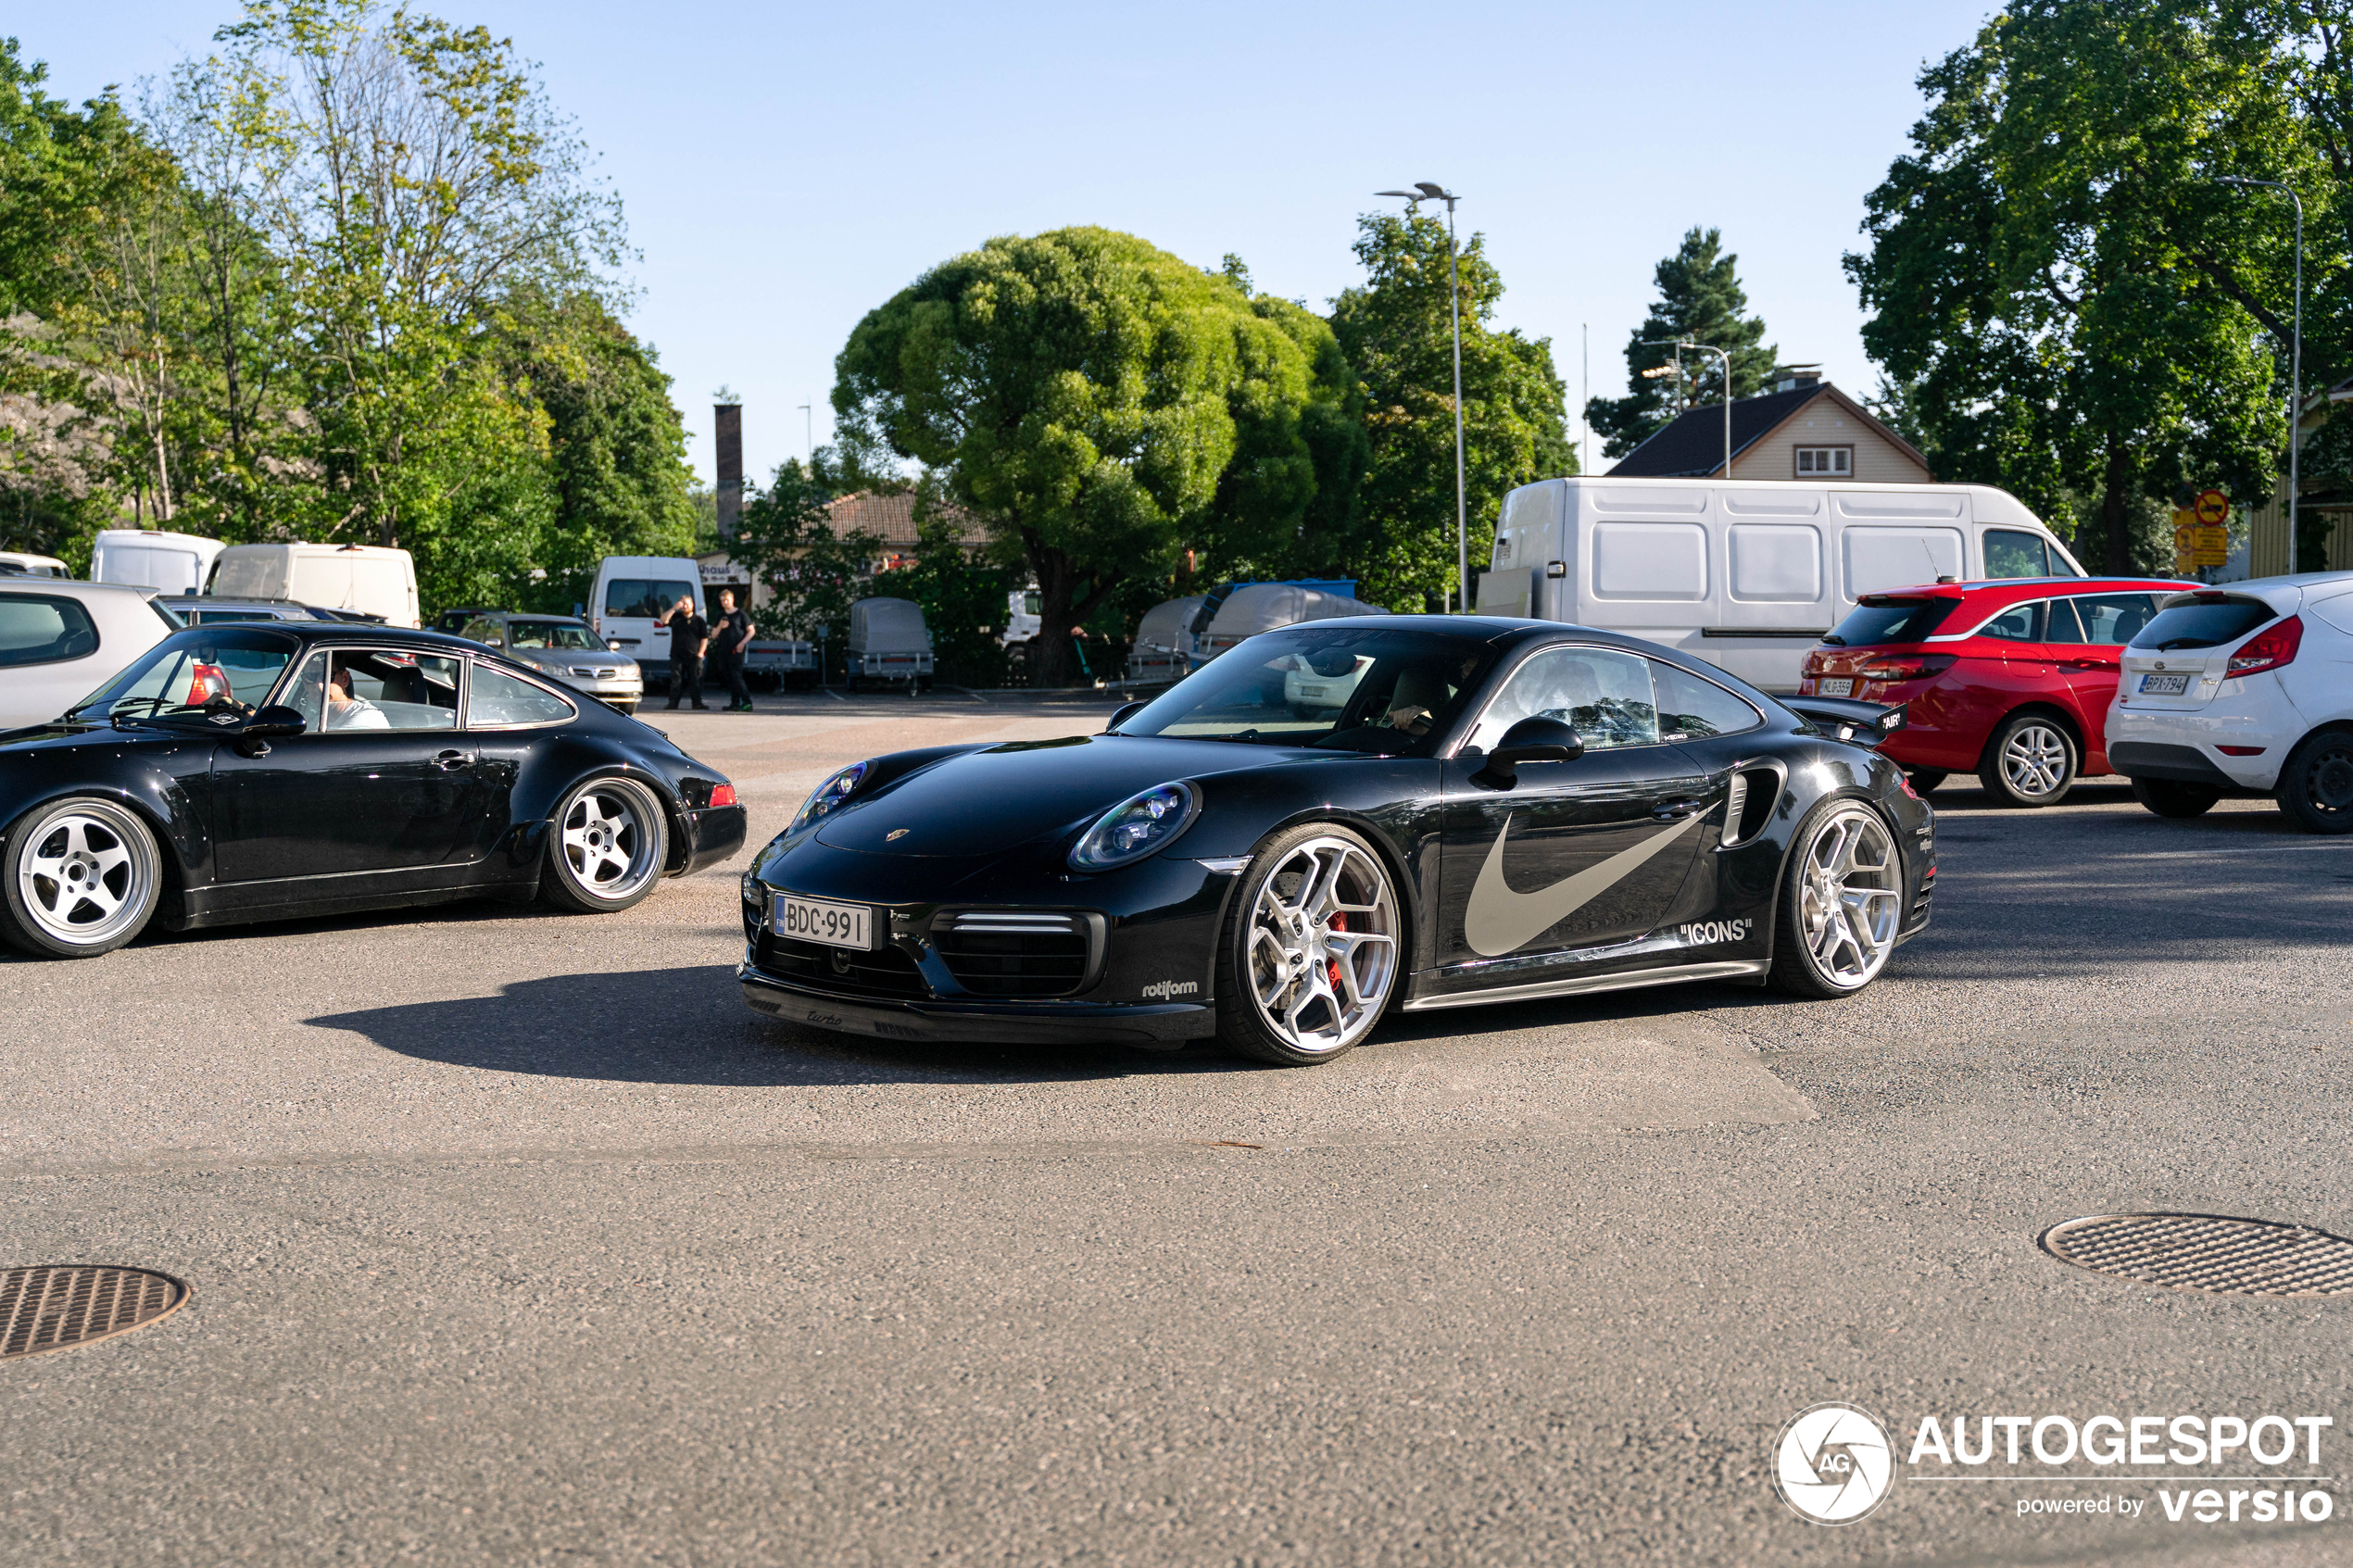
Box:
[1653,799,1706,821]
[434,750,472,771]
[2064,658,2118,671]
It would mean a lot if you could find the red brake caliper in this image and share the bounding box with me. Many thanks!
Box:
[1326,910,1346,992]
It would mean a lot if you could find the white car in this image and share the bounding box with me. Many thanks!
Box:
[1282,650,1375,717]
[0,581,182,730]
[2108,571,2353,832]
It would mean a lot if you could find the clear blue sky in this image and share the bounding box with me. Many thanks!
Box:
[18,0,1998,490]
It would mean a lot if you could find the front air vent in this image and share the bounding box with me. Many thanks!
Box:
[1718,762,1786,850]
[759,934,928,998]
[934,910,1097,997]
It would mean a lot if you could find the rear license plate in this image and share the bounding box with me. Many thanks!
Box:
[1818,678,1854,696]
[774,895,874,949]
[2139,673,2190,696]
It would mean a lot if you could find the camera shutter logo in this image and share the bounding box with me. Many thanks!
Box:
[1773,1402,1896,1524]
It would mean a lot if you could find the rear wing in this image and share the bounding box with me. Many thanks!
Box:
[1783,696,1906,748]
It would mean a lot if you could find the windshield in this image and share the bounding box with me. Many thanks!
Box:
[508,621,602,650]
[1116,626,1499,753]
[604,578,696,618]
[1823,597,1960,646]
[67,627,300,721]
[2132,598,2278,651]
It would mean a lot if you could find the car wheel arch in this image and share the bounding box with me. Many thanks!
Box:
[8,782,198,897]
[1978,701,2083,769]
[535,764,693,877]
[1762,786,1911,983]
[1200,806,1423,1000]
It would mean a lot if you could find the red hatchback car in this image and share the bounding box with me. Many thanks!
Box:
[1797,575,2198,806]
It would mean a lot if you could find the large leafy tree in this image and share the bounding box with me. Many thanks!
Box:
[1846,1,2303,572]
[1585,227,1777,461]
[1328,212,1574,609]
[836,226,1353,684]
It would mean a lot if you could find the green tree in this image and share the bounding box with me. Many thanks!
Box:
[1328,211,1574,610]
[1585,227,1777,461]
[1845,1,2298,571]
[897,473,1013,686]
[835,226,1346,685]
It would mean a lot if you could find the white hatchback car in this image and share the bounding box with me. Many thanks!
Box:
[0,581,182,731]
[2107,571,2353,832]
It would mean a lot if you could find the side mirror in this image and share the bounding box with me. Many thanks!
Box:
[1106,700,1147,732]
[246,705,308,739]
[1476,716,1583,786]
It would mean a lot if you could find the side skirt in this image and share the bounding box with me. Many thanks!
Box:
[1400,959,1768,1012]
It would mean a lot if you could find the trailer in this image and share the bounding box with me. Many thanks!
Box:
[848,596,934,691]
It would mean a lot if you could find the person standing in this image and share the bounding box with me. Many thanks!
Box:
[656,594,709,710]
[710,586,756,712]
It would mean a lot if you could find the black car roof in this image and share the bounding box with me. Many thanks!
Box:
[1284,614,1790,712]
[164,620,484,652]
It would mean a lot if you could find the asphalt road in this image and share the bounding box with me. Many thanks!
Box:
[3,693,2349,1566]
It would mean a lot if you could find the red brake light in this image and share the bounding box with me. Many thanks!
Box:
[1859,654,1957,683]
[708,784,738,809]
[2226,615,2302,677]
[185,662,232,705]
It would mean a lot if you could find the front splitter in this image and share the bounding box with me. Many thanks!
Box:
[739,966,1212,1046]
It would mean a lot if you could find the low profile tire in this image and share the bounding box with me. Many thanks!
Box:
[539,775,669,913]
[1768,798,1906,999]
[1906,769,1947,795]
[2130,776,2221,819]
[0,797,163,959]
[2274,728,2353,834]
[1214,822,1402,1066]
[1979,712,2079,807]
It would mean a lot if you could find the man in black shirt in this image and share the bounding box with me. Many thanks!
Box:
[655,594,709,709]
[709,587,756,712]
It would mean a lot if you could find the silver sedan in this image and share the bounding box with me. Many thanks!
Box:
[457,613,645,714]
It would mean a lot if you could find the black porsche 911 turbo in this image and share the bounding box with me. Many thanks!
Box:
[738,616,1935,1065]
[0,621,746,959]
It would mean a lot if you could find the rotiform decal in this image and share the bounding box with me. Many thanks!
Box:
[1141,979,1199,1000]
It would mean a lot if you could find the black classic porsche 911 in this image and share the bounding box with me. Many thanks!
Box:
[738,616,1934,1065]
[0,622,746,958]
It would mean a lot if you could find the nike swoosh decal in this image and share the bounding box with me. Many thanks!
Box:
[1463,810,1705,958]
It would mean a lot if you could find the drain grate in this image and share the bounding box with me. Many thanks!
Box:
[2041,1214,2353,1298]
[1,1266,190,1359]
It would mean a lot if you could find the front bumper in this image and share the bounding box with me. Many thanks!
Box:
[738,967,1211,1045]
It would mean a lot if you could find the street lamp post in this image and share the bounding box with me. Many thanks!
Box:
[1378,183,1466,611]
[2219,176,2304,559]
[1644,340,1733,476]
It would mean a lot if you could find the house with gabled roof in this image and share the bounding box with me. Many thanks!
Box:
[1606,369,1932,483]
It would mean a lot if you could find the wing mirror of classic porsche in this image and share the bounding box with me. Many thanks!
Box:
[1105,700,1148,732]
[235,704,309,758]
[1476,716,1584,787]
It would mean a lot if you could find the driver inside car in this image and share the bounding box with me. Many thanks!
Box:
[324,664,390,731]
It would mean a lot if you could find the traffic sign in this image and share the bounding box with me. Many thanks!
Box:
[2173,510,2199,576]
[2195,489,2230,526]
[2193,526,2229,567]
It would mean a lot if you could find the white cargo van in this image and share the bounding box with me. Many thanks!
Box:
[1478,477,2084,692]
[590,556,704,680]
[208,542,421,626]
[91,529,225,595]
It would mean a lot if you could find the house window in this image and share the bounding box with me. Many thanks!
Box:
[1795,446,1853,477]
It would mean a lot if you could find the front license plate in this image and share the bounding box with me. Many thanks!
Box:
[774,895,874,949]
[2139,673,2190,695]
[1818,678,1854,696]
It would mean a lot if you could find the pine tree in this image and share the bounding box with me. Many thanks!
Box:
[1585,227,1777,459]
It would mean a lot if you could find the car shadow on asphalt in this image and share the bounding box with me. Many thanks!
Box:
[308,965,1265,1086]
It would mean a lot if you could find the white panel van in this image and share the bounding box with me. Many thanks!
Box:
[90,529,225,596]
[207,542,421,626]
[1478,478,2083,692]
[590,556,705,680]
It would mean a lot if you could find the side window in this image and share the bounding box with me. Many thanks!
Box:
[2071,593,2159,646]
[1979,600,2045,642]
[2044,599,2088,643]
[468,663,577,728]
[1983,530,2053,579]
[459,618,501,646]
[0,595,99,667]
[283,651,328,730]
[1465,646,1659,754]
[1650,661,1764,740]
[316,650,460,732]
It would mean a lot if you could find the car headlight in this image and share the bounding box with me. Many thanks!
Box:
[1070,781,1199,872]
[788,760,870,835]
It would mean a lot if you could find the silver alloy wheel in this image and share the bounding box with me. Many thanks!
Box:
[2001,721,2071,797]
[16,801,157,950]
[1794,805,1903,989]
[559,784,660,901]
[1245,834,1399,1055]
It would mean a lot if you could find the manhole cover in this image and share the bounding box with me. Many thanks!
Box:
[2041,1214,2353,1298]
[1,1266,191,1359]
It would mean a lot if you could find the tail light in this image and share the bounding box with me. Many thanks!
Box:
[2226,616,2301,677]
[708,784,738,809]
[185,662,232,705]
[1859,654,1957,683]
